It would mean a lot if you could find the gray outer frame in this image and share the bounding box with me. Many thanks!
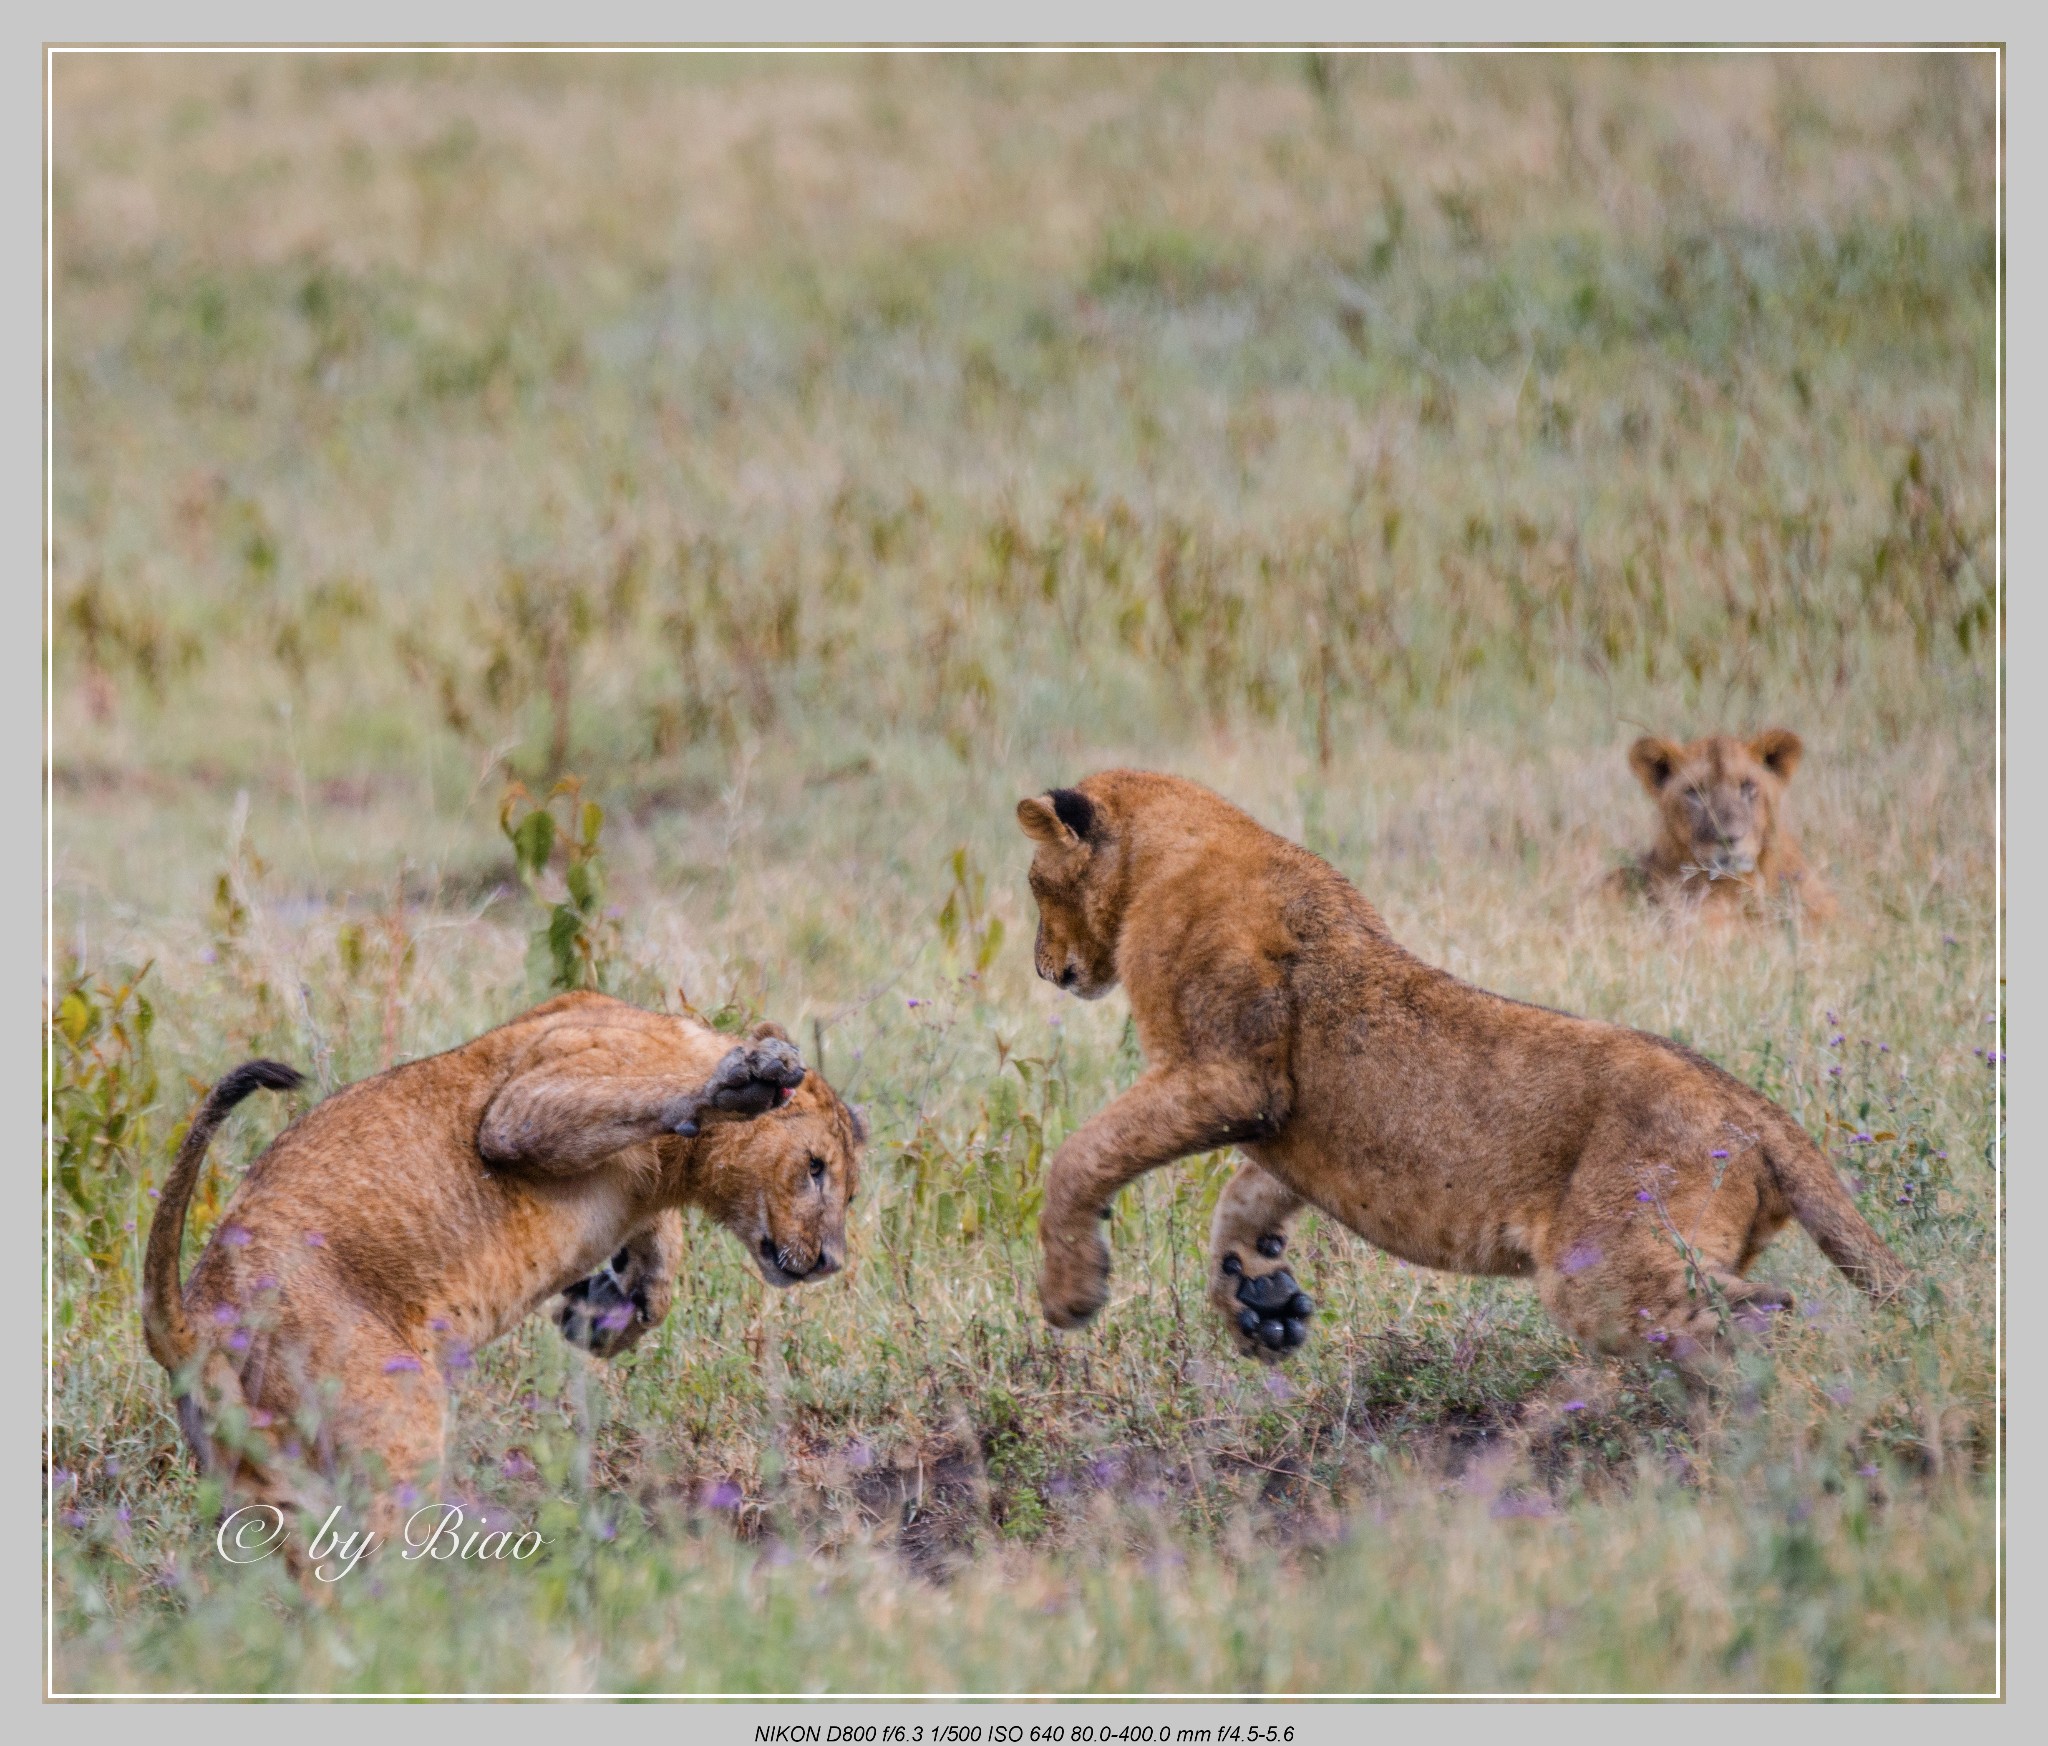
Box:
[13,4,2030,1732]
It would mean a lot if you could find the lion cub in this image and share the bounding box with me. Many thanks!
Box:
[1615,728,1833,921]
[143,991,864,1523]
[1017,771,1901,1373]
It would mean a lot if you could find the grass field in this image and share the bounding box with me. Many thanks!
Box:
[48,51,2000,1695]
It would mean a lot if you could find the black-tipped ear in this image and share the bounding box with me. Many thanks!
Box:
[1749,728,1803,782]
[1628,736,1681,795]
[846,1104,868,1147]
[1048,787,1096,841]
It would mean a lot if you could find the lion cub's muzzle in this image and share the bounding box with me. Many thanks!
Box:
[756,1234,839,1287]
[1037,948,1112,1001]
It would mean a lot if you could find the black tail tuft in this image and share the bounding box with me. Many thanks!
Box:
[210,1059,305,1111]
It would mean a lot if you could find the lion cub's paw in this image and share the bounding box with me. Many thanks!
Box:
[1216,1249,1313,1359]
[1039,1224,1113,1330]
[668,1039,807,1135]
[555,1248,650,1358]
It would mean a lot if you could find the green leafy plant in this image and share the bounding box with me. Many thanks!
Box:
[936,845,1005,979]
[49,962,161,1282]
[500,775,618,993]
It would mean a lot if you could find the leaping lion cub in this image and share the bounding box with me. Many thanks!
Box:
[1017,771,1902,1372]
[144,991,863,1523]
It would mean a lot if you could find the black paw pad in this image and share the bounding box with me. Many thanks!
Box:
[1221,1252,1243,1276]
[1233,1267,1313,1352]
[702,1039,808,1121]
[555,1261,644,1352]
[1256,1232,1286,1259]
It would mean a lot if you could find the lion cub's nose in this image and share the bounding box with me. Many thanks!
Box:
[1058,964,1079,989]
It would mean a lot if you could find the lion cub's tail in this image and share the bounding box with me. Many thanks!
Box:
[1763,1122,1910,1300]
[142,1059,304,1374]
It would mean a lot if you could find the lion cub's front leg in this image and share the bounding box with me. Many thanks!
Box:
[1207,1157,1313,1360]
[1038,1061,1287,1331]
[555,1208,685,1359]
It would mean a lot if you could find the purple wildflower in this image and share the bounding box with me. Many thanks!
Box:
[303,1230,327,1247]
[382,1354,422,1374]
[500,1453,536,1480]
[704,1479,743,1511]
[1858,1463,1879,1478]
[1710,1149,1729,1159]
[226,1330,251,1353]
[1562,1400,1586,1413]
[1560,1242,1602,1277]
[1635,1190,1654,1203]
[220,1224,252,1248]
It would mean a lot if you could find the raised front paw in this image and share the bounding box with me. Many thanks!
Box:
[554,1249,653,1359]
[666,1038,806,1136]
[1213,1248,1314,1359]
[1038,1219,1112,1331]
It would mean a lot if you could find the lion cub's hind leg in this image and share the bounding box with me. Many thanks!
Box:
[1536,1222,1794,1383]
[1208,1157,1314,1360]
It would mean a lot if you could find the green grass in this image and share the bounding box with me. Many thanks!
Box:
[49,51,1999,1695]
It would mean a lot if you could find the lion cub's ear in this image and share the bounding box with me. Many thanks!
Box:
[1018,789,1095,846]
[1749,728,1803,782]
[748,1019,791,1044]
[1628,736,1682,794]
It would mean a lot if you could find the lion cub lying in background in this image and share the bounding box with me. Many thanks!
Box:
[1018,771,1900,1374]
[1615,728,1833,922]
[144,991,864,1524]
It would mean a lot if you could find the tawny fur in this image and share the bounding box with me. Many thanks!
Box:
[1613,729,1833,923]
[143,991,863,1527]
[1018,771,1901,1374]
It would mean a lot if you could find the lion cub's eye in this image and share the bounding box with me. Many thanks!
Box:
[808,1156,828,1187]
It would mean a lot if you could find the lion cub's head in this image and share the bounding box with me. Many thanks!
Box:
[694,1024,866,1288]
[1627,729,1803,888]
[1016,784,1124,1000]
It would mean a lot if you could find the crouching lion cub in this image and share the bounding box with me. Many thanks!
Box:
[1017,771,1903,1374]
[143,990,864,1525]
[1614,728,1833,922]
